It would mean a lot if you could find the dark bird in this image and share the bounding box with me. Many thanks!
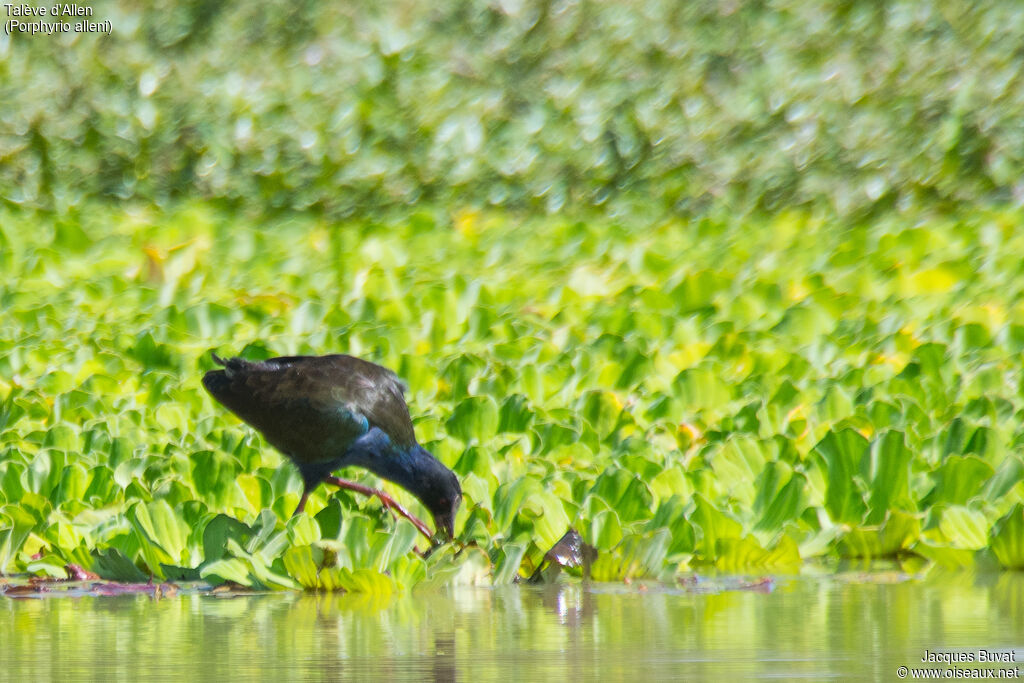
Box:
[202,353,461,541]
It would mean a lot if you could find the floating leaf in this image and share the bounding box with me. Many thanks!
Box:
[0,505,37,573]
[716,534,801,572]
[753,464,807,532]
[862,431,914,524]
[813,428,869,525]
[588,509,623,551]
[128,500,193,576]
[990,504,1024,569]
[446,395,499,443]
[587,469,653,524]
[937,505,988,550]
[497,394,534,433]
[91,547,150,582]
[838,511,921,558]
[691,494,743,561]
[926,456,994,506]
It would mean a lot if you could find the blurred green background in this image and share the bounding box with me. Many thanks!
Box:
[2,1,1024,587]
[5,0,1023,218]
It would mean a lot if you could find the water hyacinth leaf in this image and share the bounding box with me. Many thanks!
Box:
[221,538,295,590]
[154,404,190,436]
[44,520,86,558]
[0,461,27,505]
[82,465,119,505]
[753,464,807,532]
[589,529,671,581]
[418,545,492,589]
[670,270,718,313]
[446,395,499,443]
[530,422,580,454]
[837,511,921,558]
[588,469,653,524]
[454,446,498,480]
[926,456,994,506]
[332,567,397,595]
[982,456,1024,502]
[716,535,801,572]
[458,472,492,509]
[26,555,72,579]
[287,512,322,546]
[191,450,242,509]
[646,497,696,558]
[315,498,344,539]
[128,500,192,575]
[446,546,493,586]
[27,450,66,499]
[813,428,869,525]
[711,436,768,507]
[862,431,914,524]
[200,557,256,587]
[390,554,427,589]
[202,514,254,563]
[818,385,854,425]
[0,505,37,573]
[497,394,534,433]
[524,491,571,552]
[588,508,624,551]
[579,390,623,440]
[236,473,274,512]
[249,508,281,547]
[493,477,538,532]
[673,367,731,411]
[283,544,322,589]
[772,303,835,344]
[911,542,976,570]
[492,542,528,584]
[0,386,27,433]
[913,343,950,385]
[339,516,382,569]
[348,524,418,573]
[43,424,80,452]
[937,505,988,550]
[52,463,90,507]
[691,494,743,561]
[990,504,1024,569]
[161,564,203,581]
[648,467,692,505]
[963,426,1000,461]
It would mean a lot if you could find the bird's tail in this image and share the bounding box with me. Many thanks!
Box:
[203,352,245,398]
[208,352,253,379]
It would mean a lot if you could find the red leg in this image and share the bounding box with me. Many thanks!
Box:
[292,485,312,517]
[322,475,434,541]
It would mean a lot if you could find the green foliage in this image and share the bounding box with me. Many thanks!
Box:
[5,2,1024,219]
[3,198,1024,588]
[991,505,1024,570]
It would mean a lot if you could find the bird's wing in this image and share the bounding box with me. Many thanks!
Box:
[215,354,418,447]
[317,355,418,448]
[204,356,374,463]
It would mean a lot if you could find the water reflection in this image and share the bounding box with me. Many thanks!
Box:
[2,572,1023,681]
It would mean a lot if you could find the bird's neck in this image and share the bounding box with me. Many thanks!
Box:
[344,428,432,494]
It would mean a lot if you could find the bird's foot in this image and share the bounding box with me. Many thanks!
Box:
[322,475,434,541]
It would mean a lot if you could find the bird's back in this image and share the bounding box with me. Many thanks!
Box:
[202,354,417,465]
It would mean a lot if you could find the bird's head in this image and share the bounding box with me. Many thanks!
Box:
[413,449,462,543]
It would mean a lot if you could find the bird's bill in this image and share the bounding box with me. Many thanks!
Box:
[432,494,461,542]
[432,511,456,542]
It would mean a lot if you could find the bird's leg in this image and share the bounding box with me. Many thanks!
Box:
[292,485,313,517]
[322,475,434,541]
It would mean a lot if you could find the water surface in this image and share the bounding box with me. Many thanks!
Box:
[2,572,1022,681]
